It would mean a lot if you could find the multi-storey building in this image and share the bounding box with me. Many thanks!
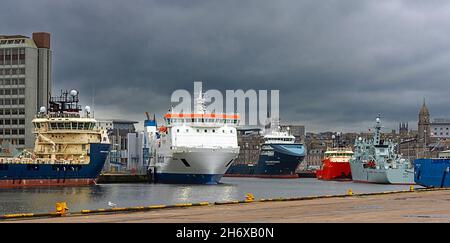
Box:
[0,32,51,149]
[430,118,450,138]
[233,128,263,166]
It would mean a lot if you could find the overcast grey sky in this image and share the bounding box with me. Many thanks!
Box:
[2,0,450,132]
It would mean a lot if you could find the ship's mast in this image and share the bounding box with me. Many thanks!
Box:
[194,85,206,114]
[374,114,382,146]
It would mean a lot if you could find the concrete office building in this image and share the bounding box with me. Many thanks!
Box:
[0,32,52,149]
[96,119,138,172]
[430,119,450,139]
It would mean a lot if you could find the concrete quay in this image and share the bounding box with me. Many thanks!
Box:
[4,189,450,223]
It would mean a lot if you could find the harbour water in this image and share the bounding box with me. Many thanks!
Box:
[0,178,418,215]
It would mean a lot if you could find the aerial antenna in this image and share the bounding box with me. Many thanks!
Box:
[91,84,95,117]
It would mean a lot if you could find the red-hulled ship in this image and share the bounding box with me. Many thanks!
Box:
[316,148,353,181]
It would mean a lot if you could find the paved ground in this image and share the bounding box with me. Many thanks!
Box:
[4,190,450,223]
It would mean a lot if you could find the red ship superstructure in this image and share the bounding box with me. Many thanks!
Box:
[316,148,353,181]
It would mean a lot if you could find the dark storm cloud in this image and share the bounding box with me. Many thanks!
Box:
[2,0,450,131]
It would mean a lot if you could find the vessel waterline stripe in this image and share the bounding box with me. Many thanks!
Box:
[1,188,449,220]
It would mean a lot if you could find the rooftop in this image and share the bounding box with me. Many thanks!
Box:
[97,119,139,124]
[0,35,29,39]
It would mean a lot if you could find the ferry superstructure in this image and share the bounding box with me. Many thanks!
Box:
[349,115,414,184]
[0,90,111,188]
[226,123,306,178]
[148,89,240,184]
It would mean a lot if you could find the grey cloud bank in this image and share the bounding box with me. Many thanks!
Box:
[2,0,450,132]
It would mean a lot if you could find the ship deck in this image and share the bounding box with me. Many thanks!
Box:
[5,189,450,223]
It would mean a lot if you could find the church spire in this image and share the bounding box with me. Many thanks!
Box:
[419,97,429,116]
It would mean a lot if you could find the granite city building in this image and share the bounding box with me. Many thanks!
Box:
[0,32,52,149]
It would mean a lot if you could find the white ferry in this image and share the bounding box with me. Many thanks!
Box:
[148,89,240,184]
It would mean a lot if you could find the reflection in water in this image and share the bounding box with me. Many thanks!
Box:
[0,178,417,214]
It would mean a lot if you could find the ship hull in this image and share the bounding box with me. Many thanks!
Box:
[414,158,450,188]
[350,161,415,185]
[316,159,352,181]
[0,143,111,188]
[226,143,305,178]
[154,147,239,184]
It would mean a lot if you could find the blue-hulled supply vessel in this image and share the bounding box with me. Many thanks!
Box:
[350,115,415,184]
[226,123,306,178]
[414,151,450,187]
[0,90,111,188]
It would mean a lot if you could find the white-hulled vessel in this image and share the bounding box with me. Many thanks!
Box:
[148,88,240,184]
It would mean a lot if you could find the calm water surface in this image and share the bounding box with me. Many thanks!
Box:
[0,178,418,214]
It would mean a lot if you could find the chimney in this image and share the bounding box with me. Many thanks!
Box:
[32,32,51,49]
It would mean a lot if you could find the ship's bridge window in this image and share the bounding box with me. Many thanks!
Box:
[50,123,57,130]
[64,122,71,129]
